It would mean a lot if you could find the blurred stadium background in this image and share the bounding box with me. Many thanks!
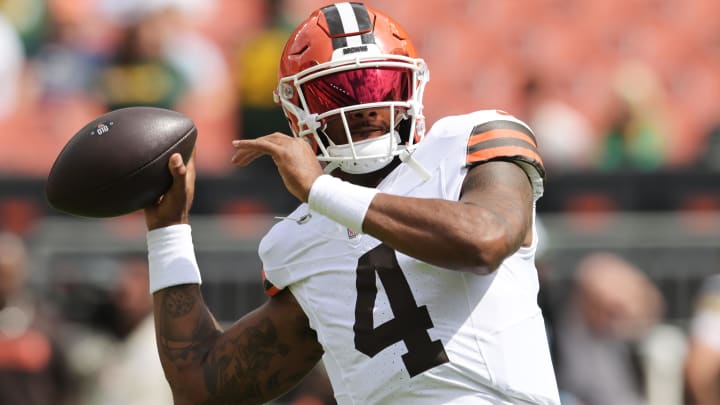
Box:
[1,0,720,404]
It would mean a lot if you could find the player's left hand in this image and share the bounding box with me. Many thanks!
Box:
[231,133,323,202]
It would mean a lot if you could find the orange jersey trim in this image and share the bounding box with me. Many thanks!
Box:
[467,145,543,166]
[261,269,281,297]
[465,120,544,176]
[468,128,538,148]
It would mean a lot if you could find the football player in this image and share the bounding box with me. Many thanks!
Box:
[144,2,561,404]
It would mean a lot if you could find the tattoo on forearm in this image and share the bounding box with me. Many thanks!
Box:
[156,287,322,404]
[158,286,221,362]
[202,319,290,403]
[163,287,196,318]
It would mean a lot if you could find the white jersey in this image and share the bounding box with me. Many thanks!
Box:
[259,110,560,404]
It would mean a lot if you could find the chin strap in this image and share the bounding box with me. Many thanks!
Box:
[323,148,432,181]
[399,149,432,181]
[323,161,340,174]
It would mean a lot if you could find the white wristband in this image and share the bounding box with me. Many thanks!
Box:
[147,224,202,294]
[308,174,379,232]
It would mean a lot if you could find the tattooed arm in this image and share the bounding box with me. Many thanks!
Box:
[154,285,323,405]
[145,155,323,404]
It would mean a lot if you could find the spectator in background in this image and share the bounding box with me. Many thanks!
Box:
[0,231,76,405]
[96,11,187,112]
[0,13,25,120]
[234,0,294,141]
[597,61,671,172]
[96,4,235,174]
[554,252,672,405]
[16,2,112,175]
[522,76,598,174]
[69,255,173,405]
[31,1,114,103]
[0,0,48,57]
[696,123,720,172]
[230,0,294,182]
[685,274,720,405]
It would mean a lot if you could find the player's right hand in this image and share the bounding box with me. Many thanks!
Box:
[144,152,196,230]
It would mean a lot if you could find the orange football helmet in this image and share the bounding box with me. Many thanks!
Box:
[274,2,429,174]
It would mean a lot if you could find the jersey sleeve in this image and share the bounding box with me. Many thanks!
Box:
[465,115,545,200]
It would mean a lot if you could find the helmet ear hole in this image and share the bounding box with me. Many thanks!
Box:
[397,117,412,144]
[317,126,332,149]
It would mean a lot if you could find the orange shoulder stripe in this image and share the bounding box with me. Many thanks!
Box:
[468,128,537,148]
[466,120,544,172]
[467,145,543,166]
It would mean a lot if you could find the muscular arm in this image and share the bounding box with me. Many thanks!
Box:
[231,135,535,275]
[363,160,534,274]
[144,154,323,404]
[153,286,323,405]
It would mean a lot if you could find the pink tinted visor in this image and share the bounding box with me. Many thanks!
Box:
[301,67,412,115]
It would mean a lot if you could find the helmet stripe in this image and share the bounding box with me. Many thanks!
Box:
[353,1,376,46]
[321,4,348,49]
[336,3,363,47]
[350,2,373,32]
[322,3,376,50]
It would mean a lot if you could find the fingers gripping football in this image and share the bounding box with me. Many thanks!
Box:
[232,133,323,202]
[144,152,196,230]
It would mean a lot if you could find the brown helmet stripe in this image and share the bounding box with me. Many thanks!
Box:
[350,2,375,45]
[321,4,348,49]
[322,2,376,50]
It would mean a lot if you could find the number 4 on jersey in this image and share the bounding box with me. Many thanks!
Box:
[353,243,449,377]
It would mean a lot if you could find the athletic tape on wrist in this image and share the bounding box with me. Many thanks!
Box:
[147,224,202,294]
[308,174,379,232]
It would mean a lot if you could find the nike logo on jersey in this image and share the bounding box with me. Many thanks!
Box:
[273,213,312,224]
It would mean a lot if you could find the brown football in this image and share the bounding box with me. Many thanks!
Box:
[46,106,197,218]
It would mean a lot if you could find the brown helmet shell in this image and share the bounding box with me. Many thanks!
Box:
[278,3,418,80]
